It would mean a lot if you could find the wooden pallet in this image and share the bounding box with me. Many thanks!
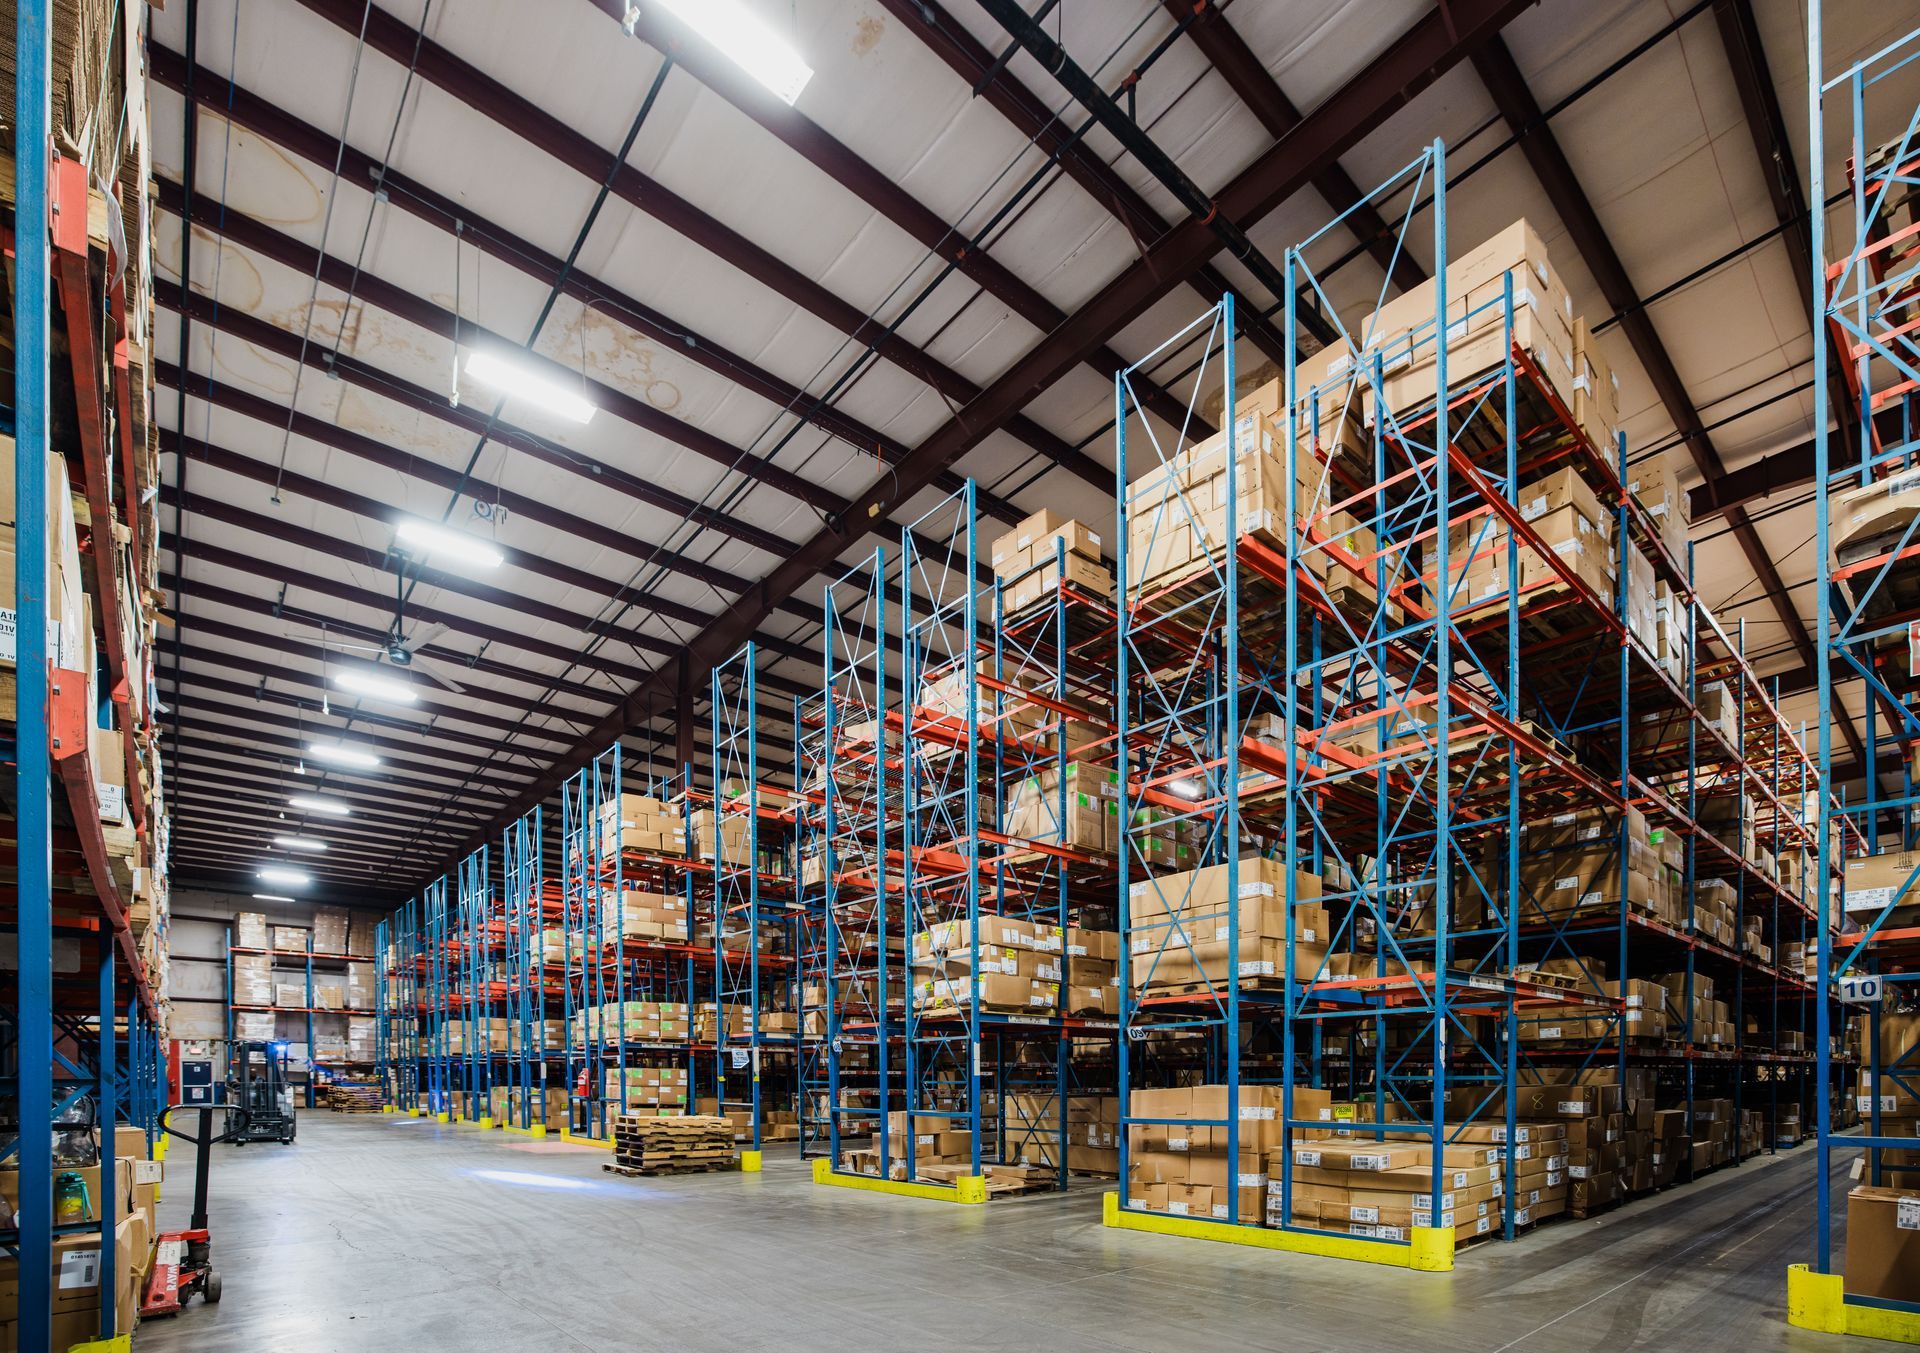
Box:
[603,1159,737,1178]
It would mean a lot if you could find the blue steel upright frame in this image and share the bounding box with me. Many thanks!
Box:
[1801,8,1920,1332]
[712,643,800,1166]
[501,806,554,1133]
[818,549,895,1176]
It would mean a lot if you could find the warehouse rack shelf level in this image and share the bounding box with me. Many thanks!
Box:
[1796,6,1920,1340]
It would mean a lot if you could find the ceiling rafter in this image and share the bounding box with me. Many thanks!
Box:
[1161,0,1429,295]
[146,42,1044,520]
[873,0,1299,368]
[282,0,1146,481]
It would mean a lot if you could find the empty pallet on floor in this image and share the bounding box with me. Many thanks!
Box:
[606,1114,739,1175]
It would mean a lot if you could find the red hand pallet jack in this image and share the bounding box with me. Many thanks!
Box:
[141,1104,250,1317]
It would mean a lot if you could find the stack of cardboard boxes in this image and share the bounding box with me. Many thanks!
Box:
[603,889,691,944]
[1128,856,1329,993]
[1003,761,1117,855]
[597,791,688,858]
[573,1000,690,1047]
[989,510,1113,614]
[312,907,350,955]
[912,913,1060,1017]
[604,1065,690,1114]
[1128,1084,1331,1223]
[1442,465,1615,611]
[0,1125,160,1349]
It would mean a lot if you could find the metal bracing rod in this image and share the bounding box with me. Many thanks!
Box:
[974,0,1336,346]
[878,0,1297,366]
[436,0,1534,865]
[1469,34,1873,776]
[1161,0,1428,296]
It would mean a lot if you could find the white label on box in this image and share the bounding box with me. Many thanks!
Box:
[58,1247,100,1290]
[1237,1172,1265,1188]
[1553,876,1579,892]
[1349,1205,1379,1223]
[1294,1149,1322,1167]
[1845,886,1897,914]
[1557,1100,1586,1115]
[1352,1153,1391,1170]
[1240,1106,1275,1121]
[1169,1136,1190,1152]
[1899,1198,1920,1230]
[1570,1164,1590,1179]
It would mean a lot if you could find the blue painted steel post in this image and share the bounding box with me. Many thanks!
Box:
[1807,0,1834,1273]
[1430,137,1453,1214]
[97,935,118,1342]
[15,2,54,1346]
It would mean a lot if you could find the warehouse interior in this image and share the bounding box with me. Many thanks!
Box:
[10,0,1920,1348]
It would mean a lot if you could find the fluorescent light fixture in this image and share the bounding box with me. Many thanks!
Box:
[654,0,812,104]
[395,518,505,570]
[274,835,329,853]
[308,740,382,769]
[257,867,312,886]
[288,795,353,817]
[464,350,594,424]
[1169,777,1203,800]
[334,669,418,704]
[252,893,296,903]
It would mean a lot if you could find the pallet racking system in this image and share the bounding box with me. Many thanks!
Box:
[1795,9,1920,1339]
[559,749,704,1142]
[810,481,1122,1201]
[6,5,171,1345]
[1109,144,1831,1265]
[225,918,376,1107]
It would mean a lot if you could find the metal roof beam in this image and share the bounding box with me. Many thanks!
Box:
[876,0,1301,368]
[159,423,821,669]
[1161,0,1428,295]
[592,0,1206,438]
[146,43,1033,523]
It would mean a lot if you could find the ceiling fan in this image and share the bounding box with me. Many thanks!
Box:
[282,608,470,697]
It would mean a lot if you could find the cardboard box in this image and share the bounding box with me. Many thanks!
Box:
[1848,1186,1920,1301]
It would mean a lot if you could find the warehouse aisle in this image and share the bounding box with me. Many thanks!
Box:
[135,1115,1851,1353]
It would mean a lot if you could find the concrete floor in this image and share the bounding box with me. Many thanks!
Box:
[133,1113,1860,1353]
